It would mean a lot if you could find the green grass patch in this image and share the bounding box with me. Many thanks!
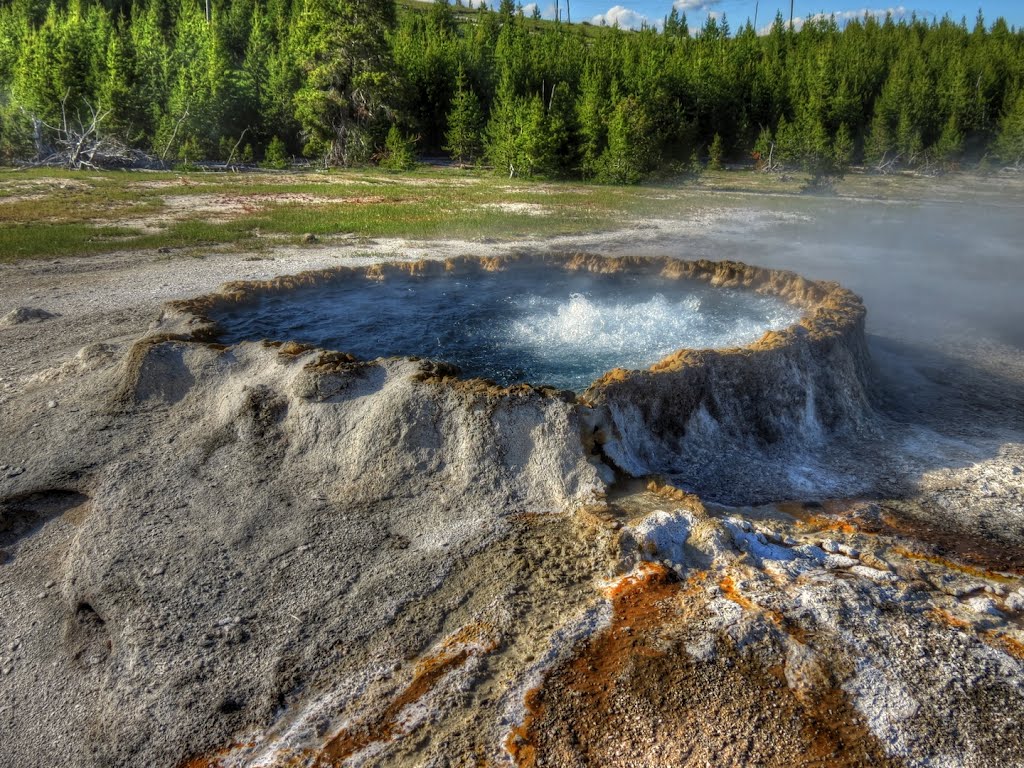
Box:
[6,165,1001,264]
[0,223,145,262]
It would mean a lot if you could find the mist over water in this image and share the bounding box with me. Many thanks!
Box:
[213,271,802,391]
[680,196,1024,350]
[656,191,1024,432]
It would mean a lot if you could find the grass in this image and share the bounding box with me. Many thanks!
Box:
[1,164,1017,263]
[0,166,627,261]
[0,222,147,260]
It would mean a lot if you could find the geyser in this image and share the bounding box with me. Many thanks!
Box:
[208,262,802,391]
[158,254,873,498]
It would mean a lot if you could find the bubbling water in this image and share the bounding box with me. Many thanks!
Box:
[213,268,803,391]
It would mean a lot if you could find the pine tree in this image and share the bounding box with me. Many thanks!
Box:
[865,108,894,168]
[292,0,399,165]
[129,0,169,150]
[380,123,416,169]
[597,95,655,183]
[832,121,854,171]
[262,134,289,167]
[708,132,724,169]
[99,27,144,144]
[995,88,1024,165]
[484,73,525,175]
[752,126,775,170]
[519,94,551,176]
[155,0,232,161]
[444,68,484,163]
[262,26,302,153]
[576,62,608,178]
[774,114,800,165]
[664,8,680,38]
[239,2,272,145]
[544,80,578,176]
[934,114,963,165]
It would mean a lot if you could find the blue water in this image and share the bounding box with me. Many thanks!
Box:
[213,268,802,391]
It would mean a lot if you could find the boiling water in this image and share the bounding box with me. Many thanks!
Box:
[213,269,802,391]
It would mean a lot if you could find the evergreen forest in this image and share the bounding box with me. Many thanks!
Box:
[1,0,1024,180]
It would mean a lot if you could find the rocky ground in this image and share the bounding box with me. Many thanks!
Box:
[2,205,1024,768]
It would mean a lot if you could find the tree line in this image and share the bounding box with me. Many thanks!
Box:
[1,0,1023,179]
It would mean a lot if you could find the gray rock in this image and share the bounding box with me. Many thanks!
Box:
[1,307,57,326]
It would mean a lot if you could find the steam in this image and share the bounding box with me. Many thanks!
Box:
[648,194,1024,434]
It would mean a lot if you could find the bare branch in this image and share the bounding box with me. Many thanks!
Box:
[161,104,192,163]
[28,96,137,170]
[225,127,251,170]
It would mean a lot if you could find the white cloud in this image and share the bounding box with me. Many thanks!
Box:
[758,5,910,33]
[591,4,654,29]
[521,2,538,14]
[673,0,721,11]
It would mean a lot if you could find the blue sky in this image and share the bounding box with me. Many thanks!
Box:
[506,0,1024,32]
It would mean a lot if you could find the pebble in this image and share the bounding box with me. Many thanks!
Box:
[45,580,56,589]
[4,467,25,478]
[47,400,57,409]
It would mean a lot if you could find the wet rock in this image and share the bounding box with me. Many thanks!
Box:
[583,260,872,503]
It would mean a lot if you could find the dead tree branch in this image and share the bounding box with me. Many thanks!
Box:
[874,151,902,175]
[34,93,134,169]
[225,127,251,170]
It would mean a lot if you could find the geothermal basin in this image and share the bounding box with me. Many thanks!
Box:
[167,254,874,500]
[208,260,803,392]
[4,244,1024,768]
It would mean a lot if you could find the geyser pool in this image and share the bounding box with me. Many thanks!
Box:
[212,268,803,391]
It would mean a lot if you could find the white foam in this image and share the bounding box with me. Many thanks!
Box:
[500,290,800,372]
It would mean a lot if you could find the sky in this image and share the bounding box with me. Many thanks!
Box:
[504,0,1024,33]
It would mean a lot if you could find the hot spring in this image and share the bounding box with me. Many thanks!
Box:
[210,265,803,391]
